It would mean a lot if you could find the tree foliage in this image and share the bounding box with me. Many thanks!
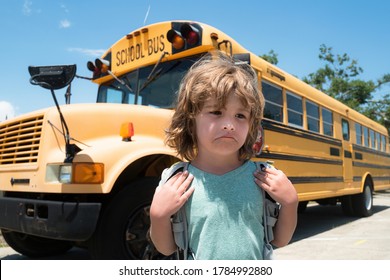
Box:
[302,44,390,132]
[362,94,390,132]
[259,50,279,65]
[259,45,390,132]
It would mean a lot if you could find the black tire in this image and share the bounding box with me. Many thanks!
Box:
[351,180,373,217]
[297,201,308,213]
[341,195,354,216]
[90,177,172,259]
[1,230,73,258]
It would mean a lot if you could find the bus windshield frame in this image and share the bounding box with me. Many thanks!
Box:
[96,54,202,108]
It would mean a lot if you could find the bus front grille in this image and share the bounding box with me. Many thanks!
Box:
[0,115,43,165]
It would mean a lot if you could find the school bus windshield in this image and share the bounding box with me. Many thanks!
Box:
[96,55,201,108]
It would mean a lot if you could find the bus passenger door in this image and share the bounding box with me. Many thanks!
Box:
[342,119,353,182]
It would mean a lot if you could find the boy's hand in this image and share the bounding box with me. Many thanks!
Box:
[254,167,298,207]
[150,171,194,219]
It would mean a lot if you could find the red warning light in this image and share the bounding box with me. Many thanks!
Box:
[180,24,200,45]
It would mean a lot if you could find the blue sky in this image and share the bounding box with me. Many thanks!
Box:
[1,0,389,121]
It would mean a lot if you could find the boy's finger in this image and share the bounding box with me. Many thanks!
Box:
[177,173,194,194]
[181,185,195,201]
[166,171,186,185]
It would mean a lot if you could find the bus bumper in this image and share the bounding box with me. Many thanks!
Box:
[0,197,101,241]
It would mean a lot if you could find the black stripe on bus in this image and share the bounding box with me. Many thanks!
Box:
[352,144,390,158]
[354,176,390,182]
[352,161,390,170]
[353,176,362,182]
[263,119,342,147]
[289,176,344,184]
[257,153,343,165]
[262,120,390,163]
[372,176,390,181]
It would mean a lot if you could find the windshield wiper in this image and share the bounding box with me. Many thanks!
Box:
[139,52,168,91]
[96,58,133,93]
[110,72,133,93]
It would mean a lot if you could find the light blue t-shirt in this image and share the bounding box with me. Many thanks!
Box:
[185,161,265,260]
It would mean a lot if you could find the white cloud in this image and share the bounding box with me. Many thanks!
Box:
[60,19,71,29]
[67,48,105,57]
[60,4,69,13]
[0,101,16,122]
[22,0,32,15]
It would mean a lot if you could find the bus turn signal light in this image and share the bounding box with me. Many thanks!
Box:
[73,163,104,184]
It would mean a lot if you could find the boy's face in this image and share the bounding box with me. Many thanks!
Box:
[194,93,250,159]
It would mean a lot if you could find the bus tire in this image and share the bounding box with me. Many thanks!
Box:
[90,177,171,260]
[297,201,308,213]
[351,180,373,217]
[341,195,354,216]
[1,230,73,258]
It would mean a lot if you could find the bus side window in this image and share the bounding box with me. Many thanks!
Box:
[370,129,376,149]
[262,81,283,122]
[382,135,387,152]
[355,123,362,145]
[376,132,381,151]
[322,108,333,136]
[287,91,303,127]
[306,100,319,133]
[342,119,350,141]
[363,126,369,147]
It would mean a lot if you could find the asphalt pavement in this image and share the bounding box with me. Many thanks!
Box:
[1,190,390,260]
[275,190,390,260]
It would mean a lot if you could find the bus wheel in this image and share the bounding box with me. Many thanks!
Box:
[351,180,373,217]
[297,201,308,213]
[1,230,73,258]
[341,195,354,216]
[90,177,172,260]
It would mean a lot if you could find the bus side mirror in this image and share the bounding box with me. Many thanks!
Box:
[28,65,76,90]
[28,64,79,163]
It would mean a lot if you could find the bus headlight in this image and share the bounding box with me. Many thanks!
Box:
[59,165,72,183]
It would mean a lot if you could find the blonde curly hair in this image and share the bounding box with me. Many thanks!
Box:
[165,52,264,161]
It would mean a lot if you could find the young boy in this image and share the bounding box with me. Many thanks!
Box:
[150,52,298,260]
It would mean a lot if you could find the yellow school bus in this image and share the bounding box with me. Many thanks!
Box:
[0,20,389,259]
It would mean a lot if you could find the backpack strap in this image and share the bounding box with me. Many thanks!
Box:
[172,207,190,259]
[254,161,280,244]
[158,162,190,259]
[254,161,280,260]
[159,162,189,187]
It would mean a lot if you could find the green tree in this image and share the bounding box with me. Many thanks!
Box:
[260,50,278,65]
[302,44,390,132]
[362,94,390,132]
